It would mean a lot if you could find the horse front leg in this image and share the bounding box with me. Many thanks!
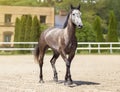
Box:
[60,50,73,85]
[64,60,72,85]
[66,52,76,85]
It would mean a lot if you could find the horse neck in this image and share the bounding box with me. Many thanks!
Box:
[65,18,76,40]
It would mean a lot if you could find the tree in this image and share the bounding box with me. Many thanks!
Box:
[19,15,27,43]
[24,15,32,53]
[14,18,20,42]
[93,16,104,42]
[24,15,32,42]
[18,15,27,53]
[76,22,96,42]
[95,0,120,38]
[31,16,41,42]
[14,18,21,48]
[107,11,118,42]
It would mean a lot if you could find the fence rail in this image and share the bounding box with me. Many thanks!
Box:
[0,42,120,54]
[77,42,120,54]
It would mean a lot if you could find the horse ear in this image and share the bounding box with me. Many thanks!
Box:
[70,4,74,9]
[77,4,81,10]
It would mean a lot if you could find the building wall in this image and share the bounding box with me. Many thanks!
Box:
[0,5,54,42]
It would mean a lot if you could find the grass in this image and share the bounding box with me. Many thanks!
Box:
[0,50,120,55]
[0,51,32,55]
[77,50,120,55]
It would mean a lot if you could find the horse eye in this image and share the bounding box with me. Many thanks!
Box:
[72,14,75,16]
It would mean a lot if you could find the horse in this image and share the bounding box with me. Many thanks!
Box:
[34,4,83,86]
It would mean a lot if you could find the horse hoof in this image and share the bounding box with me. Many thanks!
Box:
[64,81,73,86]
[39,80,44,83]
[53,77,58,82]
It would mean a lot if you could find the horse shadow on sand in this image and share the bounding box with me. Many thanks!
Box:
[55,80,100,87]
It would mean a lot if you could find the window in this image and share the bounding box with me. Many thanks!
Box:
[4,14,12,24]
[4,34,11,42]
[40,16,46,24]
[3,32,12,42]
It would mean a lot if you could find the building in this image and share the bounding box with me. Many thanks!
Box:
[0,5,54,43]
[55,15,66,28]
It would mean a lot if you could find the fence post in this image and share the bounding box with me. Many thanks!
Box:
[110,43,112,54]
[76,49,78,53]
[89,43,91,54]
[98,44,100,54]
[31,44,34,54]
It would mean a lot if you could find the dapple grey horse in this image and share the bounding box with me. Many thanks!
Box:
[35,4,83,85]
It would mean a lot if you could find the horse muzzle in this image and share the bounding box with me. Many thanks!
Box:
[78,25,83,29]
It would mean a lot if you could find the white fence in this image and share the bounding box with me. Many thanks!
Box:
[0,42,120,54]
[77,42,120,54]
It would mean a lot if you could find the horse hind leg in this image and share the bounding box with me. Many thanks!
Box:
[38,53,44,83]
[50,51,59,82]
[38,46,47,83]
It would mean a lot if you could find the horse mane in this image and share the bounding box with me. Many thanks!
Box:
[63,12,71,28]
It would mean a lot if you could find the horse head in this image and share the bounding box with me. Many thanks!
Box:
[70,4,83,29]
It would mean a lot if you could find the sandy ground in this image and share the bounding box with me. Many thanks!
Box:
[0,55,120,92]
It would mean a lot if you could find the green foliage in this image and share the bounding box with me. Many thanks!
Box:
[0,0,54,6]
[31,16,41,42]
[40,24,49,32]
[93,16,104,42]
[55,0,81,11]
[24,15,32,53]
[14,18,20,42]
[14,18,21,48]
[24,15,32,42]
[14,15,46,43]
[17,15,27,53]
[14,15,47,54]
[76,22,96,42]
[107,11,118,42]
[19,15,27,43]
[95,0,120,38]
[105,0,120,20]
[0,0,34,6]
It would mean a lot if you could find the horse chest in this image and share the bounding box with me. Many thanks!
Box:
[65,42,76,54]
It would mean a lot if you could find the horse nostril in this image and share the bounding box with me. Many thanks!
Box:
[78,25,83,28]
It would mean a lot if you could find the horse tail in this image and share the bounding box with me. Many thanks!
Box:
[34,44,40,63]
